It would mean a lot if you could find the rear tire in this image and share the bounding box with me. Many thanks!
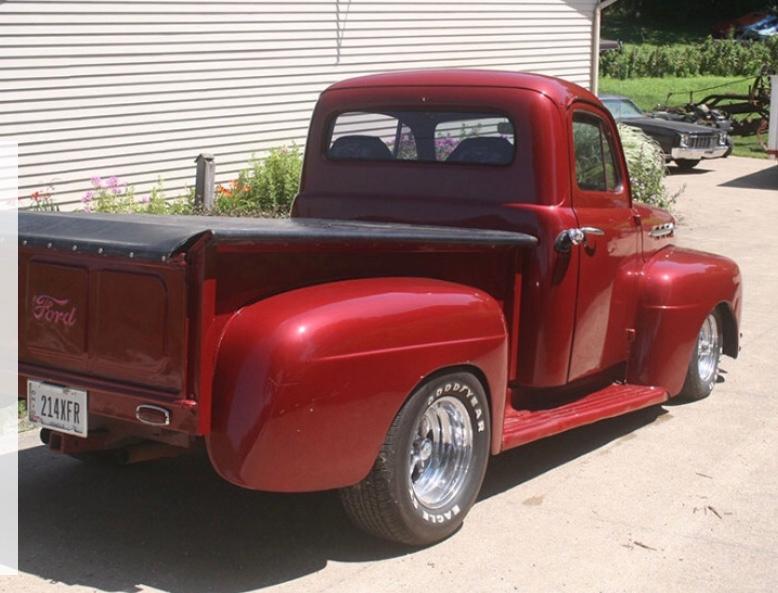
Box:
[677,310,723,401]
[340,371,490,546]
[675,159,701,170]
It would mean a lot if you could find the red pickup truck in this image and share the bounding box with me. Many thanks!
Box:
[19,70,742,546]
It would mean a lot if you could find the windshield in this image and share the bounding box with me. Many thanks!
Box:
[602,98,644,119]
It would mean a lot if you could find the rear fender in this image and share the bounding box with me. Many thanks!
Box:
[206,277,508,492]
[628,247,742,395]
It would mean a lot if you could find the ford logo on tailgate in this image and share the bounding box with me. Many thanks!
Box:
[32,294,77,327]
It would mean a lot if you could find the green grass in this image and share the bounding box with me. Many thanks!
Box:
[600,76,754,110]
[600,76,770,159]
[729,134,770,158]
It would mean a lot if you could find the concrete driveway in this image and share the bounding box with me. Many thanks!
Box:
[3,157,777,593]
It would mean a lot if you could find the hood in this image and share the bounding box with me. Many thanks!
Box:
[618,117,717,135]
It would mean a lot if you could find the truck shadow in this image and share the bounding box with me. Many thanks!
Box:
[17,405,665,593]
[478,405,665,500]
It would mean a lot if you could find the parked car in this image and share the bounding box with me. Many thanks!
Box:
[20,70,742,546]
[711,11,769,38]
[741,14,778,39]
[600,94,730,169]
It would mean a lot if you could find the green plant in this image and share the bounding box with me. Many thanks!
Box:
[83,176,138,213]
[83,176,196,215]
[140,180,199,215]
[214,145,302,217]
[617,123,679,209]
[24,186,59,211]
[600,37,778,79]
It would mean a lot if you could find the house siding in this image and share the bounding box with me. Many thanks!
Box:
[1,0,597,207]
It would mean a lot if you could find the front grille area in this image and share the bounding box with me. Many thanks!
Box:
[688,134,715,149]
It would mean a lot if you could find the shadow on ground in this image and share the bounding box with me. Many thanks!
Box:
[667,165,712,176]
[718,164,778,190]
[18,405,665,593]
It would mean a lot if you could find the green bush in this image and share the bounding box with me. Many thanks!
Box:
[601,37,778,79]
[77,146,302,217]
[617,123,678,210]
[213,145,302,217]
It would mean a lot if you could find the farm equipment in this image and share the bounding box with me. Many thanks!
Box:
[652,69,774,147]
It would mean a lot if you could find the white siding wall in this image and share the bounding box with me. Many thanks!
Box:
[1,0,597,208]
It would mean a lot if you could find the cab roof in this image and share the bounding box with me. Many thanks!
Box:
[325,69,598,108]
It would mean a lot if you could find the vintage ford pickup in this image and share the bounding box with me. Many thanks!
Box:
[19,70,742,546]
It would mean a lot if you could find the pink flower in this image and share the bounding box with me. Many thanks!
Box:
[90,176,102,187]
[140,195,150,203]
[107,176,119,188]
[82,191,93,202]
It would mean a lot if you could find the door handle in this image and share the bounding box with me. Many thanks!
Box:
[554,227,605,253]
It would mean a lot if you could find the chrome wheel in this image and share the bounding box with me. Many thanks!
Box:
[697,313,721,385]
[409,395,474,509]
[340,372,489,545]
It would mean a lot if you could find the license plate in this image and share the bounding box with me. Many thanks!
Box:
[27,380,88,438]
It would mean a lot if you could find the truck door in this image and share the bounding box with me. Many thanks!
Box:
[567,105,642,381]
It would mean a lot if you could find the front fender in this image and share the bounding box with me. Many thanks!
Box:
[628,247,742,395]
[206,277,508,492]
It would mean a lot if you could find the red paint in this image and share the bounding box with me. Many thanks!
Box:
[20,252,189,394]
[19,70,742,494]
[503,384,669,450]
[207,277,508,491]
[628,247,742,394]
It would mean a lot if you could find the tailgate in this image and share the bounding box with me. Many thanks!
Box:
[20,253,188,392]
[19,213,200,433]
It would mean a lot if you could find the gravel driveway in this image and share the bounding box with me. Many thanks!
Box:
[3,157,777,593]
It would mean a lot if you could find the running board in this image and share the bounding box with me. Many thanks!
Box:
[501,384,669,451]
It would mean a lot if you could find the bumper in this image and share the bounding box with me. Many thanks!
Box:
[670,145,728,161]
[19,364,200,435]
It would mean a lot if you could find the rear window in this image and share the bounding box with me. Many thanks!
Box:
[327,110,515,166]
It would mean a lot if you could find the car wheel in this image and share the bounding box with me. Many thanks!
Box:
[677,310,723,401]
[340,371,490,545]
[675,159,701,170]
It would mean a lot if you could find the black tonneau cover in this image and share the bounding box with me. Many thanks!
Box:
[19,212,537,261]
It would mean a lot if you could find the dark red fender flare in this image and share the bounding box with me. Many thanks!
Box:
[206,277,509,492]
[628,247,742,396]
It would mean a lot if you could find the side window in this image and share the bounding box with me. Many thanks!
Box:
[572,112,621,192]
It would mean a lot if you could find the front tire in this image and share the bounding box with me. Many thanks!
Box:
[677,310,723,401]
[675,159,701,170]
[340,371,490,545]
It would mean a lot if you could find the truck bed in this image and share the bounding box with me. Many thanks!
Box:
[19,212,537,260]
[19,210,536,436]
